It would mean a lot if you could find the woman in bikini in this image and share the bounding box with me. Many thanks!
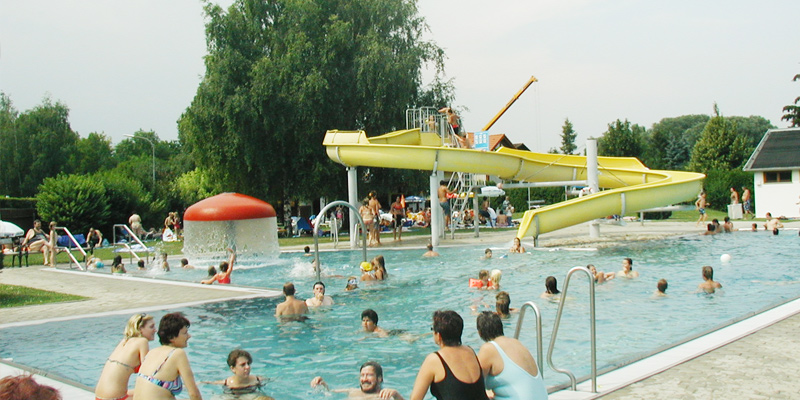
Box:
[133,312,202,400]
[95,313,156,400]
[203,349,273,400]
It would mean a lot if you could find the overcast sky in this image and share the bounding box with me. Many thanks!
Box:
[1,0,798,153]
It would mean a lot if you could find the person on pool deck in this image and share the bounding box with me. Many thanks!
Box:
[438,181,453,229]
[509,237,525,253]
[617,258,639,278]
[133,312,201,400]
[742,186,752,218]
[310,361,405,399]
[369,192,383,246]
[202,349,273,400]
[306,281,334,307]
[201,248,236,285]
[410,310,488,400]
[95,313,155,400]
[695,192,709,227]
[275,282,309,318]
[541,276,561,299]
[697,266,722,294]
[423,243,440,258]
[587,264,614,283]
[655,279,668,297]
[21,219,53,266]
[390,196,406,241]
[86,227,103,255]
[476,311,548,400]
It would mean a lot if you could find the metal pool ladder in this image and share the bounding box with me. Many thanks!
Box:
[546,266,597,392]
[513,301,544,378]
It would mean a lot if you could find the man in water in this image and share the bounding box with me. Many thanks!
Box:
[422,243,439,257]
[764,212,784,231]
[361,309,390,337]
[275,282,309,318]
[697,266,722,293]
[617,257,639,278]
[655,279,668,297]
[310,361,404,399]
[305,281,334,307]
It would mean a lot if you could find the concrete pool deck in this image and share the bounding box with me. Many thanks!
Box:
[1,219,798,398]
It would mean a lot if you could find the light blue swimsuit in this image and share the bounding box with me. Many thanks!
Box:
[484,341,548,400]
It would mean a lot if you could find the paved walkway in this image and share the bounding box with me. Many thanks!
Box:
[1,219,798,399]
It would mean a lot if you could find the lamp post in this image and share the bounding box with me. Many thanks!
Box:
[123,134,155,194]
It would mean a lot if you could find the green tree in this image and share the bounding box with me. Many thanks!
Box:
[179,0,449,210]
[10,97,78,197]
[73,132,116,175]
[176,168,222,206]
[94,171,158,232]
[0,93,19,195]
[644,114,709,169]
[559,118,577,154]
[781,74,800,127]
[598,119,644,158]
[727,115,774,148]
[688,105,750,172]
[36,174,110,234]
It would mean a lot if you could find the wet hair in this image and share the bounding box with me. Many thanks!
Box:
[360,361,383,381]
[702,266,714,281]
[157,312,190,345]
[207,266,217,277]
[304,246,310,254]
[495,291,510,316]
[773,228,779,235]
[545,276,560,294]
[227,349,252,368]
[219,261,230,272]
[427,243,433,251]
[485,248,492,255]
[361,309,378,325]
[112,255,123,268]
[477,311,504,341]
[0,375,61,400]
[657,279,668,293]
[345,276,358,290]
[181,258,189,266]
[432,310,463,346]
[478,269,489,280]
[707,223,715,232]
[124,313,154,338]
[490,269,502,286]
[313,281,325,290]
[138,260,146,269]
[723,216,730,223]
[373,255,386,271]
[624,258,633,268]
[283,282,296,296]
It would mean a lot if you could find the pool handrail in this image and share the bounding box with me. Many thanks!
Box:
[112,224,150,263]
[546,266,597,392]
[513,301,544,378]
[55,227,86,270]
[312,200,368,283]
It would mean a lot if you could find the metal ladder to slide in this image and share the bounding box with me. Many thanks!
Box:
[112,224,152,263]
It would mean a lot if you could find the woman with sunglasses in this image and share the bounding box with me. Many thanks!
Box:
[95,313,156,400]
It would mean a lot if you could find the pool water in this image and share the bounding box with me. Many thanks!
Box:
[1,231,798,399]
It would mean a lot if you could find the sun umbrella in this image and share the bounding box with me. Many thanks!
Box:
[0,220,24,238]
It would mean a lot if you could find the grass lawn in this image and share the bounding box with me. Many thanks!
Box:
[0,283,87,308]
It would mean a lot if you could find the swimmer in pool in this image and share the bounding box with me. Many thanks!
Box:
[617,257,639,278]
[541,276,561,299]
[360,261,377,281]
[344,276,359,291]
[275,282,309,319]
[509,237,526,253]
[180,258,195,269]
[489,269,502,290]
[306,281,334,307]
[202,349,273,400]
[697,266,722,294]
[422,243,439,257]
[494,291,517,317]
[372,255,387,280]
[361,309,390,337]
[588,264,614,283]
[655,279,668,297]
[310,361,404,399]
[483,248,493,259]
[201,248,236,284]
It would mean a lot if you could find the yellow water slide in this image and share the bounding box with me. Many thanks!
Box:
[323,128,705,239]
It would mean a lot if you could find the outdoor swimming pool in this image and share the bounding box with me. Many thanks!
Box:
[1,230,798,399]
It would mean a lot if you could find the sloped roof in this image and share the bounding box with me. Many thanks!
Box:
[465,132,519,151]
[743,128,800,171]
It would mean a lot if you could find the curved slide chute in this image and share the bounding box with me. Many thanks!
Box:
[323,129,705,239]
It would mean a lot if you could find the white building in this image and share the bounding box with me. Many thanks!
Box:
[742,128,800,218]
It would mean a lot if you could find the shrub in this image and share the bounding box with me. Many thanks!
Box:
[36,174,110,234]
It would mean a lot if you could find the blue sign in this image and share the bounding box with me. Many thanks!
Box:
[474,130,490,151]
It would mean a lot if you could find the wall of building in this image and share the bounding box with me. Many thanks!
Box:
[752,169,800,218]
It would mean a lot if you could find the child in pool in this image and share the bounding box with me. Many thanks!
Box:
[203,349,273,400]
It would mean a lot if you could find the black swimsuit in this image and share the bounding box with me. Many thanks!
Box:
[429,351,489,400]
